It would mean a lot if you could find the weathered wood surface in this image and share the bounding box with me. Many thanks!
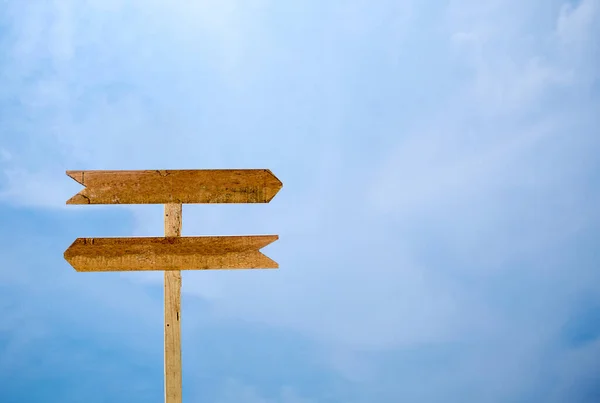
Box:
[164,204,182,403]
[66,169,283,204]
[64,235,279,272]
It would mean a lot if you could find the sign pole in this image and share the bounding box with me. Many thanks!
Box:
[164,203,183,403]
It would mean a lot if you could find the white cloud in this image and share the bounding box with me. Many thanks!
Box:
[371,0,599,238]
[359,0,600,362]
[557,0,600,46]
[447,1,591,114]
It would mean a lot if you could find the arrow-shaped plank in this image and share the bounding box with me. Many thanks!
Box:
[66,169,283,204]
[64,235,279,272]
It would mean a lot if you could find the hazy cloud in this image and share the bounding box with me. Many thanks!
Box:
[1,0,599,401]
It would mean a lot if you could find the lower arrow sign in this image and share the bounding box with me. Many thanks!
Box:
[64,235,279,272]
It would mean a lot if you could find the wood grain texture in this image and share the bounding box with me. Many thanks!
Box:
[66,169,282,204]
[64,235,279,272]
[164,204,182,403]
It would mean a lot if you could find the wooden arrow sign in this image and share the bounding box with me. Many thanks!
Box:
[66,169,283,204]
[64,235,279,272]
[64,167,283,403]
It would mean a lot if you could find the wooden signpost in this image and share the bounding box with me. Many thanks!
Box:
[63,169,282,403]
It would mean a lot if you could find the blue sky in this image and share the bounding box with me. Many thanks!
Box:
[0,0,599,402]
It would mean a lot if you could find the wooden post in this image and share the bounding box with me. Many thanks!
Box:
[164,203,182,403]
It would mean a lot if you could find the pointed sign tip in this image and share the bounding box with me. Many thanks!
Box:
[66,170,88,204]
[64,251,77,271]
[66,170,85,185]
[264,171,283,203]
[256,234,279,249]
[265,169,283,186]
[66,193,90,204]
[255,251,279,269]
[256,235,279,268]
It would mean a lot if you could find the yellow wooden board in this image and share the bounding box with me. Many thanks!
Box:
[66,169,283,204]
[64,235,279,272]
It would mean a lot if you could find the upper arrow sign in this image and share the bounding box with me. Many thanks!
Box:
[66,169,283,204]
